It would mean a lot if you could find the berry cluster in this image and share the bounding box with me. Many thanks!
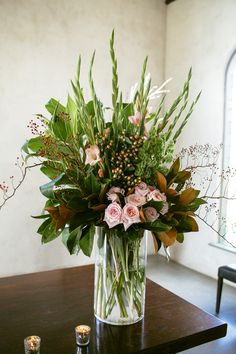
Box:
[98,129,145,190]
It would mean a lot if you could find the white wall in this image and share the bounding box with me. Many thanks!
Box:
[165,0,236,279]
[0,0,167,277]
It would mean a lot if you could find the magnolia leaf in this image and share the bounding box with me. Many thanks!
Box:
[168,170,191,186]
[157,227,177,247]
[187,198,207,211]
[156,171,167,192]
[37,218,52,234]
[67,197,88,212]
[143,220,171,232]
[174,170,191,183]
[177,215,199,232]
[40,173,65,199]
[167,158,180,181]
[165,188,178,198]
[37,218,60,243]
[32,214,51,219]
[174,211,194,216]
[45,205,74,230]
[63,226,82,254]
[69,211,99,231]
[79,225,95,257]
[179,188,200,205]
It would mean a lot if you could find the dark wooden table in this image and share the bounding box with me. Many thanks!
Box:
[0,264,227,354]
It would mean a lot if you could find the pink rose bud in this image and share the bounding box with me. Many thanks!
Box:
[125,193,146,207]
[122,203,141,231]
[144,207,159,222]
[104,202,122,229]
[135,182,149,196]
[85,144,101,166]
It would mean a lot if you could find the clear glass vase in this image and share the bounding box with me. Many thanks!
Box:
[94,227,147,325]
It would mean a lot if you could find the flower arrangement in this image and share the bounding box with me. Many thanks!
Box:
[17,32,203,258]
[2,31,236,325]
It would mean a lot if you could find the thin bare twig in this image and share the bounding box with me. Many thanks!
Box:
[0,162,42,210]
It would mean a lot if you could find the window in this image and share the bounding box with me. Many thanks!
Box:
[220,50,236,247]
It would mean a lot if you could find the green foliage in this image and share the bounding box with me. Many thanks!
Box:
[19,31,202,257]
[135,132,169,182]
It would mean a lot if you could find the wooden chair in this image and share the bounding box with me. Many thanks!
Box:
[216,264,236,313]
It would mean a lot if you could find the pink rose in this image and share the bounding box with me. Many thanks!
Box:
[160,202,169,215]
[107,186,125,202]
[122,203,141,231]
[85,144,101,166]
[125,193,146,207]
[104,202,122,229]
[128,111,142,126]
[135,182,149,196]
[147,189,167,202]
[144,207,159,222]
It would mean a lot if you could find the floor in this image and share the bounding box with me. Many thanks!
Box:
[146,255,236,354]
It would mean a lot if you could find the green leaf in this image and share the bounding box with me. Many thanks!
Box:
[176,215,199,232]
[21,141,30,154]
[39,173,65,199]
[79,225,95,257]
[62,226,82,254]
[86,100,95,116]
[174,170,192,184]
[167,158,180,182]
[32,214,51,219]
[84,172,100,194]
[37,218,51,234]
[67,197,88,212]
[40,164,61,180]
[37,218,60,243]
[45,98,66,115]
[176,233,184,243]
[172,198,206,212]
[27,136,44,153]
[66,94,79,135]
[69,211,99,231]
[142,220,171,232]
[47,99,73,141]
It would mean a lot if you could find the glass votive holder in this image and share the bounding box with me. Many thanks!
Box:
[24,335,41,354]
[75,325,91,346]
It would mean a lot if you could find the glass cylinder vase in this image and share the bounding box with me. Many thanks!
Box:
[94,227,147,325]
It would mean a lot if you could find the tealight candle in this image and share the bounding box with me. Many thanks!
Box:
[24,335,41,354]
[75,325,91,346]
